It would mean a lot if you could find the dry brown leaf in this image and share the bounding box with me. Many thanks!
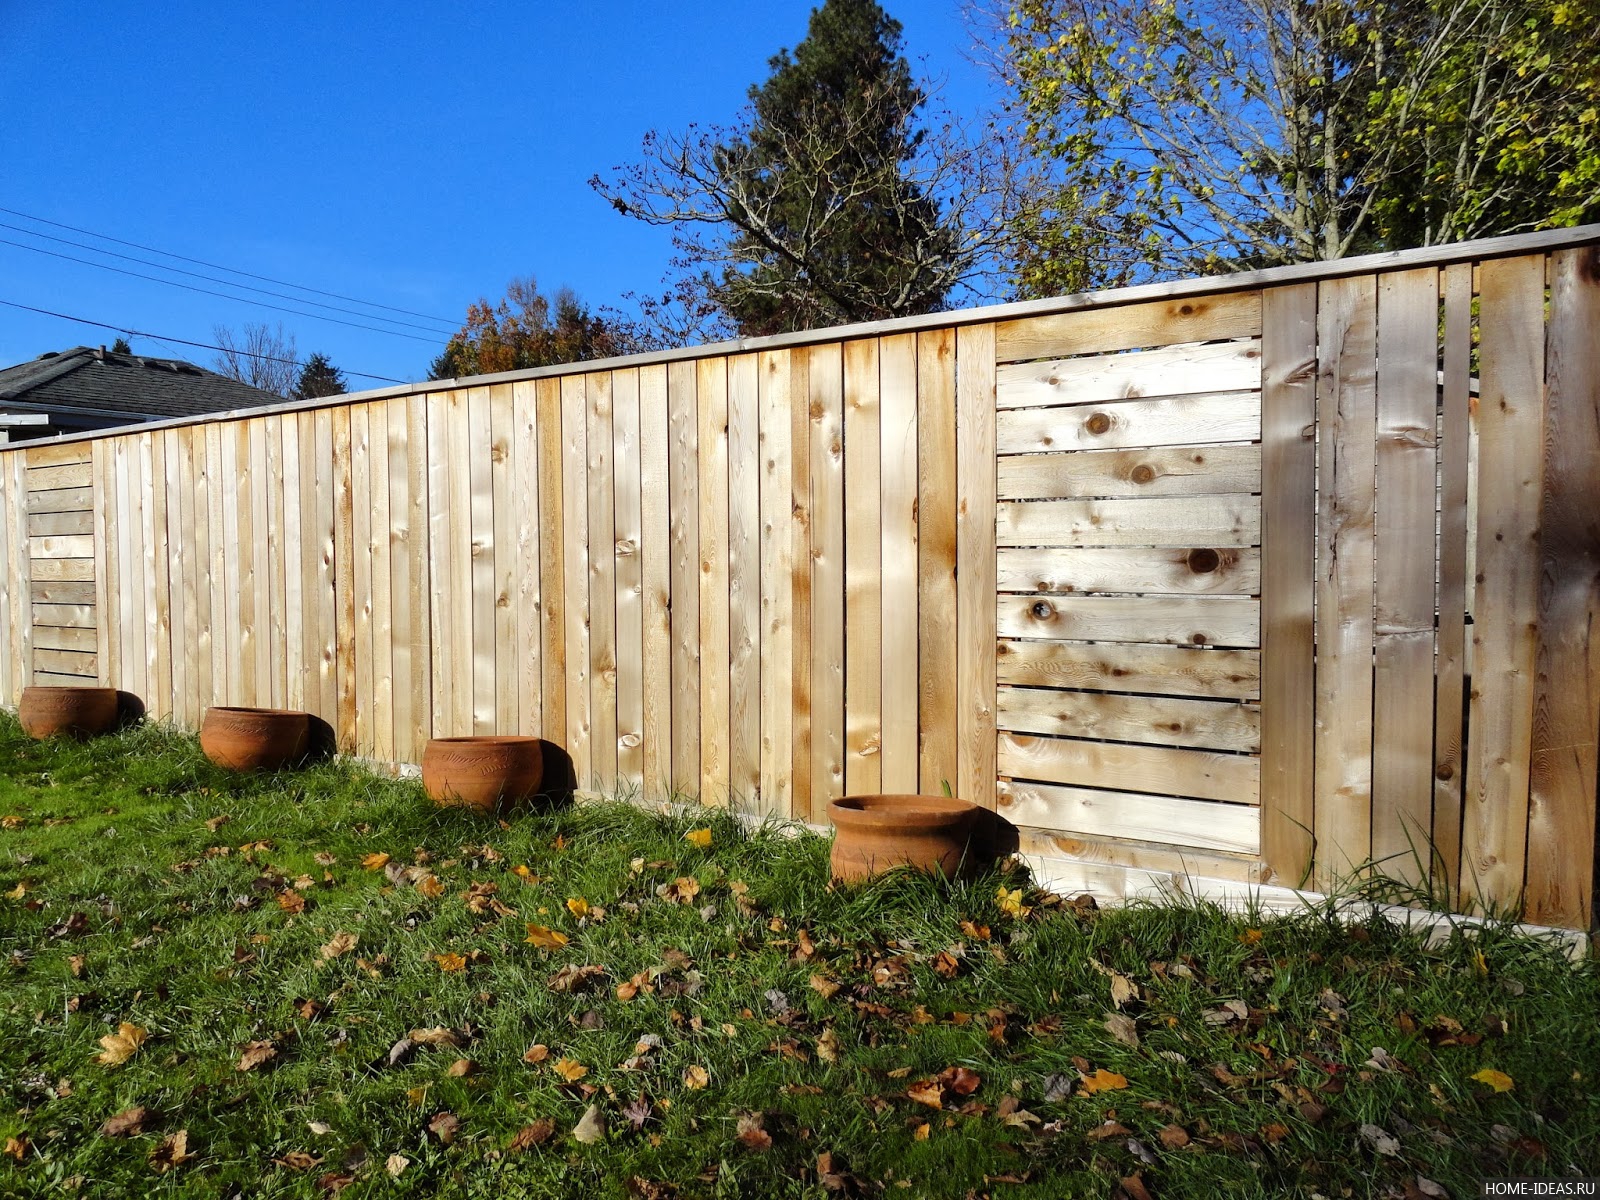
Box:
[427,1112,461,1145]
[319,931,358,960]
[67,954,85,978]
[385,1153,409,1178]
[906,1081,945,1110]
[816,1027,841,1064]
[445,1058,477,1078]
[314,851,338,867]
[100,1106,150,1137]
[95,1022,148,1067]
[409,1027,464,1047]
[1105,1012,1140,1047]
[276,1150,322,1170]
[522,1043,550,1064]
[148,1129,194,1172]
[684,1064,710,1089]
[434,952,468,973]
[735,1112,772,1151]
[572,1104,607,1145]
[939,1066,982,1096]
[361,853,391,871]
[237,1041,278,1072]
[2,1135,25,1163]
[1079,1068,1129,1095]
[416,874,445,899]
[809,973,842,1000]
[506,1118,556,1152]
[547,964,606,994]
[1158,1123,1190,1150]
[551,1057,588,1082]
[524,924,569,950]
[277,890,307,915]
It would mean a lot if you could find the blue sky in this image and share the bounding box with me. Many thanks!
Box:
[0,1,997,387]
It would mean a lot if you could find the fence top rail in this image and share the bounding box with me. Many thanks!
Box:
[7,222,1598,452]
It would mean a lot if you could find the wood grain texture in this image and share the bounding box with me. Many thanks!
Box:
[1259,282,1319,887]
[997,686,1260,752]
[998,732,1261,804]
[612,369,645,791]
[163,428,187,721]
[263,418,286,708]
[727,353,761,808]
[467,387,497,736]
[1463,255,1547,912]
[90,442,109,686]
[997,594,1260,647]
[997,546,1261,596]
[996,638,1259,698]
[809,343,846,810]
[312,409,338,725]
[535,379,565,754]
[331,407,356,748]
[351,406,374,751]
[368,401,394,761]
[997,778,1260,854]
[757,350,793,816]
[996,391,1260,455]
[586,372,618,791]
[788,350,814,819]
[490,385,516,738]
[280,414,305,711]
[956,323,997,809]
[205,423,225,708]
[997,338,1261,408]
[998,445,1261,502]
[1524,247,1600,928]
[638,365,672,794]
[512,382,542,739]
[879,333,919,793]
[560,376,592,784]
[916,328,958,795]
[843,337,882,796]
[697,358,730,804]
[997,495,1259,548]
[995,291,1262,362]
[667,361,699,796]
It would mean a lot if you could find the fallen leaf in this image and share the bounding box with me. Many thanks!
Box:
[735,1112,772,1151]
[1472,1067,1515,1093]
[416,874,445,899]
[96,1022,148,1066]
[656,876,701,904]
[149,1129,194,1172]
[361,853,391,871]
[683,828,713,849]
[566,896,590,919]
[809,973,841,1000]
[506,1118,557,1152]
[386,1038,417,1068]
[320,931,358,960]
[1105,1012,1140,1047]
[409,1026,464,1047]
[996,885,1031,919]
[434,952,468,973]
[817,1028,841,1064]
[2,1135,25,1163]
[1119,1171,1155,1200]
[1158,1123,1190,1149]
[572,1104,606,1145]
[1079,1069,1129,1095]
[277,890,307,915]
[1239,928,1264,945]
[386,1153,409,1178]
[205,814,231,832]
[307,1120,333,1136]
[548,964,606,994]
[100,1107,150,1137]
[907,1081,945,1110]
[524,924,569,950]
[522,1043,550,1064]
[960,919,991,941]
[914,1122,931,1141]
[316,1171,355,1194]
[939,1066,982,1096]
[428,1112,462,1145]
[1088,1120,1134,1141]
[237,1041,278,1072]
[684,1064,710,1089]
[314,851,338,867]
[1360,1123,1402,1157]
[552,1057,588,1082]
[276,1150,322,1170]
[445,1058,477,1077]
[68,954,85,978]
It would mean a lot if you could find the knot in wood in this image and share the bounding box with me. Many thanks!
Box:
[1130,463,1157,485]
[1030,600,1054,620]
[1084,412,1112,436]
[1187,547,1221,574]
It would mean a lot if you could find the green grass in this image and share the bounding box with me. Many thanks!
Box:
[1,715,1597,1199]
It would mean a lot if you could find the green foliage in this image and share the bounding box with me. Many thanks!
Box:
[290,352,347,401]
[429,277,623,380]
[109,337,132,355]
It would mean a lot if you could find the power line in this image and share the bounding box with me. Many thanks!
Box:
[0,297,408,385]
[0,203,459,327]
[0,236,441,343]
[0,220,457,335]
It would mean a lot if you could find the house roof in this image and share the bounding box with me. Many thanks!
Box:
[0,346,281,421]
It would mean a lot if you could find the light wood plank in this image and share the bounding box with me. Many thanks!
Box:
[1313,274,1378,884]
[997,338,1262,408]
[843,337,882,796]
[33,625,97,653]
[27,510,93,536]
[512,382,542,740]
[404,396,434,757]
[916,328,958,795]
[997,494,1259,548]
[638,365,671,793]
[998,778,1260,855]
[313,409,338,724]
[28,557,95,582]
[33,603,95,629]
[587,372,618,791]
[667,362,700,796]
[384,400,413,757]
[223,423,248,704]
[467,386,497,735]
[27,535,94,559]
[281,411,305,711]
[114,437,137,694]
[757,349,793,817]
[998,686,1260,752]
[187,425,212,711]
[809,343,846,810]
[999,732,1260,805]
[995,291,1262,363]
[426,392,455,735]
[262,417,285,709]
[24,462,91,490]
[560,376,591,782]
[727,353,761,807]
[1000,445,1261,502]
[787,350,814,818]
[331,407,356,748]
[205,424,226,707]
[1371,268,1440,887]
[89,441,109,685]
[996,391,1260,455]
[612,370,645,790]
[22,443,90,467]
[299,412,323,724]
[447,391,474,737]
[1525,247,1600,929]
[0,456,18,698]
[696,357,730,804]
[535,379,566,755]
[490,383,517,739]
[1463,255,1547,912]
[997,594,1260,647]
[31,580,95,604]
[997,638,1259,699]
[351,405,375,750]
[998,545,1260,596]
[879,332,919,794]
[169,429,193,723]
[33,647,96,677]
[247,419,270,707]
[27,486,94,514]
[140,432,163,710]
[1259,282,1319,886]
[957,323,998,808]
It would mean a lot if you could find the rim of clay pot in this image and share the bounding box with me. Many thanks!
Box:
[206,706,308,719]
[830,794,977,829]
[427,735,541,746]
[23,685,117,695]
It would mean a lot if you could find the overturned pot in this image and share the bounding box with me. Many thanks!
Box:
[422,736,544,815]
[829,793,1001,883]
[200,706,310,772]
[18,685,121,740]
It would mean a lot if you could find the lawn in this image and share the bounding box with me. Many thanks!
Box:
[1,716,1597,1199]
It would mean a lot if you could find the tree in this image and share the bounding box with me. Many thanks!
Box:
[594,0,1007,337]
[429,277,624,380]
[292,353,347,400]
[989,0,1600,295]
[211,322,299,397]
[110,336,132,354]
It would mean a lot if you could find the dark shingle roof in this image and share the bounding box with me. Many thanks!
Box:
[0,346,282,420]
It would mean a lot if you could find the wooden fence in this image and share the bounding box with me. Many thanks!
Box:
[1,228,1596,931]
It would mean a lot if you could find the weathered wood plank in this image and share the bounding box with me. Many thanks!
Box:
[404,396,433,756]
[246,420,270,707]
[29,580,95,604]
[24,462,91,490]
[995,291,1262,363]
[385,399,414,758]
[612,369,645,791]
[351,406,374,749]
[638,365,671,794]
[489,384,516,741]
[368,401,394,761]
[997,593,1259,647]
[187,425,212,710]
[173,426,198,722]
[535,379,565,756]
[997,338,1262,409]
[22,443,91,468]
[757,349,793,817]
[512,382,542,740]
[997,391,1261,456]
[426,393,456,735]
[560,376,592,783]
[667,361,699,796]
[916,328,958,795]
[998,732,1261,805]
[27,510,93,536]
[331,407,356,748]
[33,625,97,652]
[727,353,761,808]
[997,546,1261,596]
[27,558,95,582]
[810,343,846,810]
[997,494,1259,548]
[299,412,323,726]
[696,358,730,804]
[1313,274,1378,884]
[33,647,97,677]
[1524,247,1600,929]
[997,778,1261,855]
[956,323,998,809]
[33,603,95,629]
[313,409,338,725]
[467,386,497,736]
[587,372,618,792]
[27,535,94,559]
[996,638,1259,698]
[879,332,919,795]
[788,350,814,818]
[261,417,285,709]
[997,686,1260,752]
[1000,444,1261,502]
[843,337,882,796]
[26,486,94,514]
[1259,282,1319,887]
[205,424,226,706]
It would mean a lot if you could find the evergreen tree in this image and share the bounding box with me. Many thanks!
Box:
[428,278,624,379]
[292,352,347,400]
[111,336,132,354]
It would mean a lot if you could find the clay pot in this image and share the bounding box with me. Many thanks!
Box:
[17,686,121,739]
[829,794,990,883]
[422,736,544,814]
[200,707,310,772]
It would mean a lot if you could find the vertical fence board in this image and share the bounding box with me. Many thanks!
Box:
[298,413,323,728]
[164,428,188,724]
[561,376,592,785]
[917,328,958,795]
[639,364,672,795]
[490,384,517,739]
[1260,282,1318,886]
[668,361,700,796]
[1372,268,1440,888]
[844,337,883,796]
[188,427,212,710]
[263,418,286,709]
[386,401,414,759]
[313,409,338,725]
[91,442,111,687]
[206,424,227,706]
[352,405,374,751]
[697,357,730,804]
[758,350,794,817]
[512,382,543,739]
[369,401,394,761]
[405,396,434,757]
[247,421,270,706]
[1313,276,1378,884]
[880,332,919,793]
[282,415,305,711]
[1464,254,1547,912]
[588,372,618,792]
[612,369,645,791]
[810,343,846,810]
[1525,247,1598,928]
[788,350,814,819]
[728,353,762,808]
[536,379,566,754]
[955,323,997,809]
[467,387,496,736]
[447,393,474,736]
[332,407,357,748]
[427,394,454,735]
[144,433,167,711]
[221,422,243,705]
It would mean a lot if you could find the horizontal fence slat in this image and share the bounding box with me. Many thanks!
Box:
[997,594,1260,647]
[999,778,1260,854]
[25,486,93,514]
[24,462,92,490]
[998,685,1260,752]
[30,580,95,604]
[996,291,1263,363]
[27,510,94,537]
[997,445,1261,500]
[997,494,1259,548]
[996,638,1259,698]
[32,647,97,677]
[997,338,1262,409]
[999,731,1261,804]
[28,535,95,559]
[27,557,94,582]
[32,625,97,653]
[996,392,1260,455]
[32,602,95,629]
[998,546,1261,596]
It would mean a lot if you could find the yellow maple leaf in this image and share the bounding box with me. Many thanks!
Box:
[320,931,359,959]
[5,882,26,900]
[1079,1068,1129,1095]
[566,897,590,919]
[684,828,713,850]
[996,886,1031,920]
[551,1057,588,1082]
[434,952,468,973]
[524,924,569,950]
[914,1123,931,1141]
[1239,928,1264,945]
[361,853,391,871]
[96,1022,149,1066]
[1472,1067,1515,1093]
[416,874,445,899]
[512,864,537,882]
[684,1064,710,1089]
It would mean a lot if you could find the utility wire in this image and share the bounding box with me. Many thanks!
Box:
[0,237,440,343]
[0,203,458,326]
[0,297,409,385]
[0,220,457,335]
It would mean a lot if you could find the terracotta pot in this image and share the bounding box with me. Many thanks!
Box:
[422,736,544,814]
[17,686,121,740]
[829,794,989,883]
[200,707,311,772]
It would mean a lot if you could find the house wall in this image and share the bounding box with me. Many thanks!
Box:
[0,229,1595,930]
